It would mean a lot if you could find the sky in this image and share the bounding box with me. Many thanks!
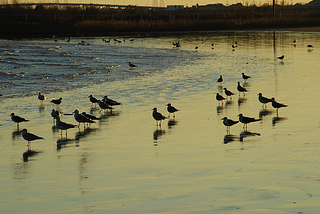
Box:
[12,0,312,7]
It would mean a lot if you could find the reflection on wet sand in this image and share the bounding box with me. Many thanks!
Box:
[225,100,234,108]
[39,104,46,113]
[240,131,261,142]
[272,116,287,126]
[12,129,23,141]
[57,138,77,150]
[237,97,247,107]
[259,109,273,119]
[223,134,237,144]
[153,128,166,142]
[168,118,178,128]
[217,105,223,114]
[23,146,41,162]
[75,127,99,142]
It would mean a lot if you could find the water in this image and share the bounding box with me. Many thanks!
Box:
[1,31,320,213]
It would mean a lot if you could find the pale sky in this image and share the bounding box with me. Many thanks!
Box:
[18,0,312,7]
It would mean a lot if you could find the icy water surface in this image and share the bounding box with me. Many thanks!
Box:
[1,31,320,214]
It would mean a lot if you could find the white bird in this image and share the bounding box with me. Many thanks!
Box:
[38,92,46,103]
[73,110,95,126]
[258,93,272,108]
[22,129,44,144]
[222,117,239,133]
[11,113,29,128]
[166,103,179,117]
[238,114,261,131]
[152,108,166,127]
[129,62,137,67]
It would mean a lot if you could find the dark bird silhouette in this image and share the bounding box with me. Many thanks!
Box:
[98,100,113,112]
[51,97,62,105]
[242,73,251,81]
[222,117,239,133]
[238,113,261,131]
[129,62,137,67]
[11,113,29,128]
[103,96,121,106]
[88,95,98,106]
[258,93,272,108]
[73,110,95,127]
[271,97,288,116]
[307,45,313,48]
[277,55,284,60]
[217,75,223,83]
[216,93,225,104]
[224,88,234,100]
[22,129,44,144]
[152,108,166,127]
[51,109,62,122]
[82,112,100,120]
[55,116,76,136]
[38,92,46,103]
[237,82,247,96]
[166,103,179,117]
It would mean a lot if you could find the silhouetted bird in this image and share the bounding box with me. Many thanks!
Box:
[242,73,251,81]
[217,75,223,83]
[103,96,121,106]
[22,129,44,144]
[55,116,76,136]
[224,88,234,99]
[271,97,288,115]
[38,92,46,103]
[237,82,247,96]
[73,110,95,126]
[166,103,179,117]
[51,97,62,105]
[129,62,137,67]
[88,95,98,106]
[216,93,225,104]
[11,113,29,128]
[222,117,239,133]
[258,93,272,108]
[152,108,166,127]
[238,113,261,130]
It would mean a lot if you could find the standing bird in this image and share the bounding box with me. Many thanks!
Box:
[222,117,239,134]
[73,110,95,127]
[22,129,44,145]
[129,62,137,67]
[216,93,225,104]
[98,100,113,112]
[152,108,166,127]
[277,55,284,60]
[82,112,100,120]
[55,116,76,136]
[237,82,247,96]
[88,95,98,107]
[224,88,234,100]
[11,113,29,128]
[217,75,223,83]
[103,96,122,106]
[38,92,46,103]
[242,73,251,81]
[51,109,61,122]
[166,103,179,118]
[238,113,261,131]
[307,45,313,48]
[258,93,272,108]
[271,97,288,116]
[51,97,62,106]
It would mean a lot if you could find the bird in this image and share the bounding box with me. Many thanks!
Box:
[166,103,179,117]
[73,110,95,126]
[224,88,234,100]
[38,92,46,103]
[102,96,121,106]
[242,73,251,81]
[11,113,29,128]
[129,62,137,67]
[237,82,247,96]
[258,93,272,108]
[222,117,239,133]
[277,55,284,60]
[271,97,288,115]
[307,45,313,48]
[55,116,76,136]
[217,75,223,83]
[195,46,198,49]
[152,108,166,127]
[51,97,62,105]
[238,114,261,131]
[22,129,44,145]
[88,95,98,106]
[98,100,113,112]
[293,39,296,43]
[216,93,225,104]
[82,112,100,120]
[51,109,62,122]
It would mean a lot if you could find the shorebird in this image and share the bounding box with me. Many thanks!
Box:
[98,100,113,112]
[258,93,272,108]
[22,129,44,145]
[129,62,137,67]
[103,96,121,106]
[73,110,95,127]
[51,109,62,122]
[11,113,29,128]
[222,117,239,133]
[237,82,247,96]
[55,116,76,136]
[224,88,234,100]
[242,73,251,81]
[88,95,98,106]
[307,45,314,48]
[166,103,179,117]
[238,113,261,131]
[51,97,62,105]
[217,75,223,83]
[152,108,166,127]
[216,93,225,104]
[38,92,46,103]
[271,97,288,115]
[277,55,284,60]
[82,112,100,120]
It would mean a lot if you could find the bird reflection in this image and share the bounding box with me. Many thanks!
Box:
[39,104,45,113]
[237,97,247,107]
[12,129,23,140]
[153,128,165,141]
[259,109,273,119]
[272,116,287,126]
[225,100,234,108]
[239,131,261,142]
[22,145,41,162]
[52,124,59,133]
[217,84,223,93]
[75,127,98,141]
[57,138,76,150]
[99,111,120,119]
[242,81,250,87]
[223,134,237,144]
[168,118,178,128]
[217,105,224,114]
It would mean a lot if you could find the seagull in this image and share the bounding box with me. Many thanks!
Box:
[277,55,284,60]
[166,103,179,117]
[51,109,62,122]
[222,117,239,133]
[216,93,225,104]
[103,96,121,106]
[51,97,62,105]
[82,112,100,120]
[11,113,29,128]
[73,110,95,126]
[98,100,113,112]
[88,95,98,106]
[271,97,288,115]
[258,93,272,108]
[195,46,198,49]
[22,129,44,144]
[224,88,234,100]
[55,116,76,136]
[38,92,46,103]
[307,45,313,48]
[242,73,251,81]
[217,75,223,83]
[129,62,137,67]
[152,108,166,127]
[293,39,296,43]
[238,113,261,131]
[237,82,247,96]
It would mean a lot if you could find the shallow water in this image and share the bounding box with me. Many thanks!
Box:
[1,31,320,214]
